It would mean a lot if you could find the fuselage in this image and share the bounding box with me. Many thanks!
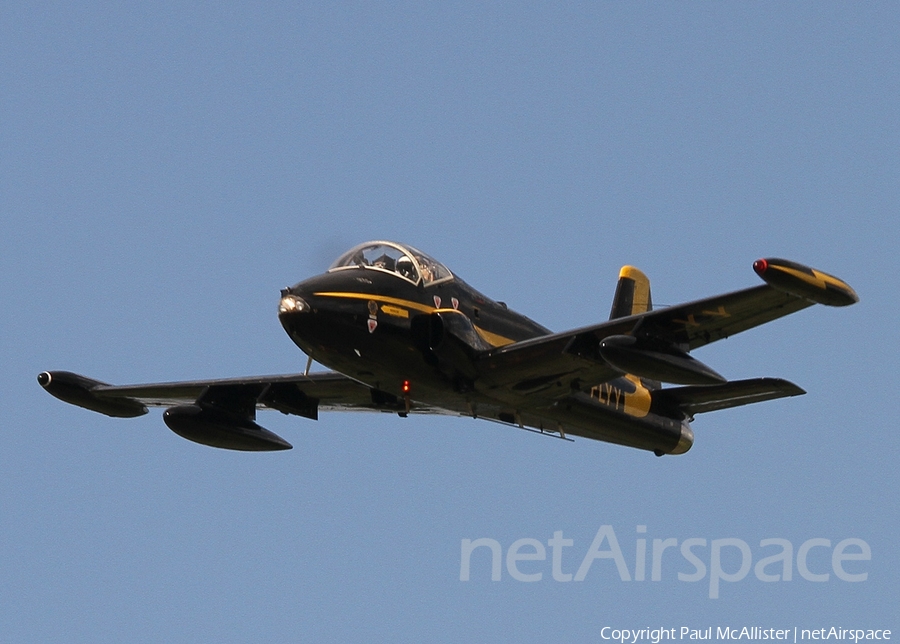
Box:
[277,241,693,455]
[279,247,544,403]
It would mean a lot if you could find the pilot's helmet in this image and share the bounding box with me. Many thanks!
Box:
[396,255,417,281]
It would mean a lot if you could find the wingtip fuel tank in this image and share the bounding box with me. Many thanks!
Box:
[753,258,858,307]
[37,371,148,418]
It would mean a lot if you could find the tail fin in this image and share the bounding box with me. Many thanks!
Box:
[609,265,652,319]
[608,266,660,391]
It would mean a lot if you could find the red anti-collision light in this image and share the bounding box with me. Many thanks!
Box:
[753,258,768,276]
[402,380,411,394]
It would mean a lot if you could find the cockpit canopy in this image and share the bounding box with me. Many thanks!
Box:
[328,241,453,286]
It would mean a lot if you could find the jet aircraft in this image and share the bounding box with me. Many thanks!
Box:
[39,241,858,456]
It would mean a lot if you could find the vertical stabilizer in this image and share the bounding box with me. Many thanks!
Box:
[609,265,652,319]
[608,266,660,391]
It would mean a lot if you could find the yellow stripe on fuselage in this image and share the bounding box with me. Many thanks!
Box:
[473,326,514,348]
[312,291,514,347]
[314,292,435,313]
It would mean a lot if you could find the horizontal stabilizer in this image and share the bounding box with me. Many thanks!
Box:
[654,378,805,416]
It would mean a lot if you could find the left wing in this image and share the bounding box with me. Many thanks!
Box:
[476,258,857,398]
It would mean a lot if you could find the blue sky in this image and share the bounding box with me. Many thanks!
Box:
[2,3,898,642]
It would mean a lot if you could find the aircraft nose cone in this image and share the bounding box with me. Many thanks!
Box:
[279,293,310,315]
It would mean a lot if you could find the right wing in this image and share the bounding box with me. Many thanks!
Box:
[38,369,455,451]
[37,369,441,420]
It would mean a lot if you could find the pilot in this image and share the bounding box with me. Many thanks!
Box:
[414,255,434,282]
[396,255,418,281]
[372,254,395,271]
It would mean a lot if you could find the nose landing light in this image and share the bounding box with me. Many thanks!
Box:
[279,294,309,315]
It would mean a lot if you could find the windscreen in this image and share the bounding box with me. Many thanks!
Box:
[329,241,452,285]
